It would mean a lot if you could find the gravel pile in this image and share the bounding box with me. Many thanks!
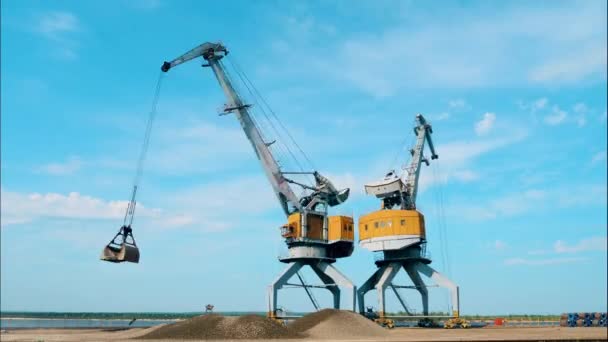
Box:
[290,309,388,340]
[138,314,301,340]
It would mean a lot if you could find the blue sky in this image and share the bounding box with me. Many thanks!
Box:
[1,0,607,315]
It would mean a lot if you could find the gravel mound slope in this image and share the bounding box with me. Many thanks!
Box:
[290,309,387,339]
[138,314,300,340]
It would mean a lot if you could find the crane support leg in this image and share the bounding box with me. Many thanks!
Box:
[357,267,383,313]
[311,261,356,311]
[415,262,459,317]
[310,263,339,309]
[404,263,429,316]
[268,261,355,317]
[375,263,401,317]
[268,262,304,317]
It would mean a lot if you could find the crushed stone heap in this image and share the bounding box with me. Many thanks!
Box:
[289,309,388,339]
[139,314,301,340]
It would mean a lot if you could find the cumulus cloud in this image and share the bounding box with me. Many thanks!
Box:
[448,99,468,110]
[475,112,496,136]
[35,11,80,39]
[529,45,607,84]
[432,112,451,121]
[36,157,82,175]
[0,189,159,228]
[269,1,607,96]
[572,102,588,127]
[494,240,507,251]
[452,184,606,222]
[544,106,567,125]
[504,257,587,266]
[533,98,548,110]
[554,236,607,253]
[592,150,607,165]
[33,11,81,59]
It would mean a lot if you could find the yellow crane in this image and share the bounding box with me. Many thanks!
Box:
[160,42,356,318]
[357,114,467,328]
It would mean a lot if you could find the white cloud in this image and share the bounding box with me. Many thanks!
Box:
[573,103,588,113]
[504,257,587,266]
[544,106,567,125]
[452,170,478,182]
[454,184,606,222]
[270,1,607,96]
[533,98,548,111]
[432,112,451,121]
[414,129,527,192]
[448,99,468,109]
[572,103,588,127]
[576,115,587,127]
[36,157,82,175]
[529,45,607,84]
[433,132,526,167]
[555,184,607,208]
[494,240,507,251]
[144,118,252,175]
[0,189,158,227]
[33,11,81,60]
[0,187,239,231]
[36,11,79,39]
[592,150,607,165]
[554,237,607,253]
[474,112,496,136]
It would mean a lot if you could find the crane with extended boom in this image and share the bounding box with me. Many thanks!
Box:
[357,114,465,328]
[161,42,356,317]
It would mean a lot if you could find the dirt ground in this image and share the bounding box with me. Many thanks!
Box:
[1,326,606,342]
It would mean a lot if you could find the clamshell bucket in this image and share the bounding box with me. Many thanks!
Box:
[100,225,140,263]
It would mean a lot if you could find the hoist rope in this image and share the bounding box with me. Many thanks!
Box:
[437,164,451,278]
[227,56,316,172]
[224,57,316,187]
[431,162,452,311]
[222,59,304,175]
[220,61,294,172]
[122,71,165,226]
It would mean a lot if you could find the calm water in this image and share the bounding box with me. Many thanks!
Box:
[0,318,178,329]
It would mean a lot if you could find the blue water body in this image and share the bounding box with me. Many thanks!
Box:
[0,318,177,329]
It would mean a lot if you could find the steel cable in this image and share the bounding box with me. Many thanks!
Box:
[123,71,165,226]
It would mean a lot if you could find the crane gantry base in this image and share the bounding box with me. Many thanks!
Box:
[268,254,355,318]
[357,250,459,320]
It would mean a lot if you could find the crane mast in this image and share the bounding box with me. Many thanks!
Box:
[163,43,301,216]
[403,114,438,209]
[206,50,303,216]
[365,114,437,211]
[161,42,348,218]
